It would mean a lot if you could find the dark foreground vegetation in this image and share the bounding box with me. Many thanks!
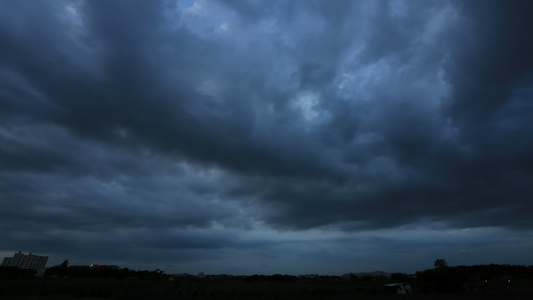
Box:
[1,264,533,299]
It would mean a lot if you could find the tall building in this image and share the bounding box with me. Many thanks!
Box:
[1,251,48,270]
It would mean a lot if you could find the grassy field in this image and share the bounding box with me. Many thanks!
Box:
[2,264,533,300]
[1,276,533,300]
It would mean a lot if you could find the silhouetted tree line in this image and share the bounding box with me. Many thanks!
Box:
[242,274,299,282]
[416,263,533,293]
[44,265,166,280]
[3,259,533,297]
[0,266,37,279]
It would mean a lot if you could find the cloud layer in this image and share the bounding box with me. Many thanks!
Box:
[1,0,533,274]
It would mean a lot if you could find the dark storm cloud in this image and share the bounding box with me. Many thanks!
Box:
[437,0,533,226]
[0,0,350,185]
[1,0,533,273]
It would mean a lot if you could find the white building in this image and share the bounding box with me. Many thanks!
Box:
[1,251,48,270]
[384,283,412,294]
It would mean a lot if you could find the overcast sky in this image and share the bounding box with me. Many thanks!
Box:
[1,0,533,275]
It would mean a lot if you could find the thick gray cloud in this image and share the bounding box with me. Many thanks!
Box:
[1,0,533,274]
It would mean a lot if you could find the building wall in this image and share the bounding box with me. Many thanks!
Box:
[1,251,48,270]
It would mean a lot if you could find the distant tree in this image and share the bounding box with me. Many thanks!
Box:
[434,259,448,269]
[390,272,408,281]
[60,259,69,268]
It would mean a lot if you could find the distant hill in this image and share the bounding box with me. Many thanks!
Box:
[353,271,392,278]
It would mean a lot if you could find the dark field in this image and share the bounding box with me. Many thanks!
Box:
[2,264,533,299]
[1,275,533,300]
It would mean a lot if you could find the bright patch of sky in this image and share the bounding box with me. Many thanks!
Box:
[178,0,233,38]
[180,0,196,9]
[337,59,392,102]
[291,91,320,121]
